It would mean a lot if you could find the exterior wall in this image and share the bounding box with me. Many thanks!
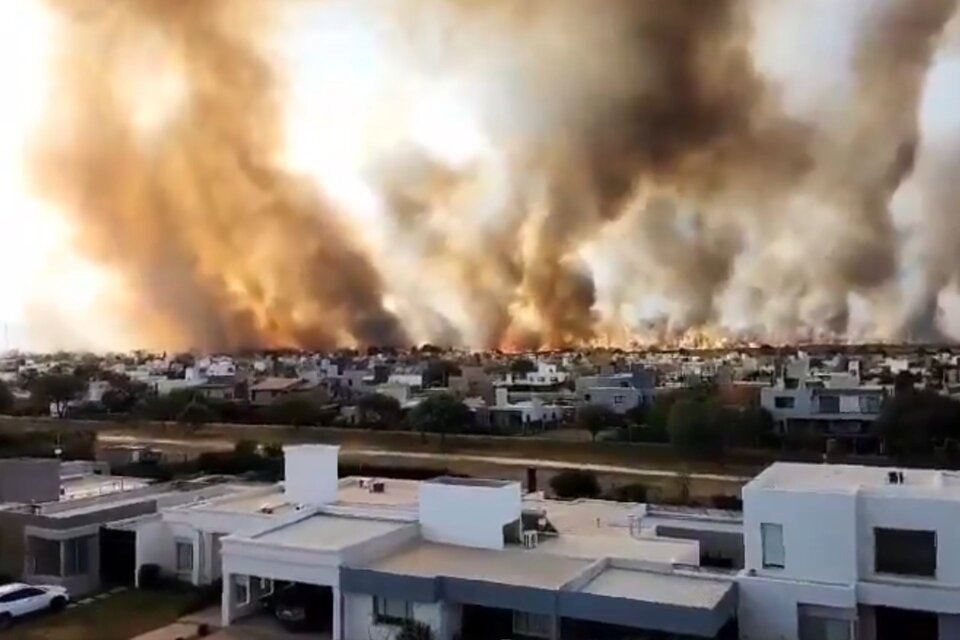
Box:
[284,445,339,506]
[419,481,521,550]
[345,595,459,640]
[738,574,856,640]
[23,524,103,597]
[0,459,60,503]
[743,487,858,584]
[135,518,175,586]
[581,386,641,414]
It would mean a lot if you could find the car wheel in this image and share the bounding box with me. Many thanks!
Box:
[50,597,67,612]
[0,613,12,629]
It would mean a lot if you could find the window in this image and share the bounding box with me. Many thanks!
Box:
[583,393,591,402]
[234,575,250,606]
[29,537,61,576]
[0,589,28,603]
[774,396,796,409]
[798,606,853,640]
[512,611,552,638]
[761,523,785,569]
[175,540,194,574]
[63,536,92,576]
[613,395,625,405]
[861,395,882,414]
[875,528,936,577]
[373,597,413,624]
[818,395,840,414]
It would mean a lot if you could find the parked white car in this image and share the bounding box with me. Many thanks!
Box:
[0,583,69,628]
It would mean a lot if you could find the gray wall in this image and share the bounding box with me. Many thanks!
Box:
[0,459,60,503]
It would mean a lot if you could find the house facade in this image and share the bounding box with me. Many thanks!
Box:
[740,462,960,640]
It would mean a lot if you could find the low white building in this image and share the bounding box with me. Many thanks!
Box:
[740,462,960,640]
[198,446,737,640]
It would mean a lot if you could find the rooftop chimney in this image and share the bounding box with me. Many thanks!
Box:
[283,445,339,506]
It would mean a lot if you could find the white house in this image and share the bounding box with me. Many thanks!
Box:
[740,462,960,640]
[207,445,737,640]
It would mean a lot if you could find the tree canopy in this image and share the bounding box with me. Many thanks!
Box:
[406,393,472,442]
[550,470,601,499]
[667,396,727,458]
[576,404,621,441]
[357,393,402,428]
[877,388,960,458]
[422,360,462,388]
[509,358,537,377]
[31,373,87,418]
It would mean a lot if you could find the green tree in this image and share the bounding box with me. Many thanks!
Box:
[509,358,537,377]
[406,393,472,443]
[264,396,322,427]
[877,388,960,458]
[576,404,621,441]
[728,406,775,448]
[234,440,259,457]
[667,397,725,458]
[550,470,601,499]
[178,400,214,427]
[357,393,402,428]
[0,381,13,415]
[32,374,87,418]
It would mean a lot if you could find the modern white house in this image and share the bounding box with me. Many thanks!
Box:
[158,445,741,640]
[739,462,960,640]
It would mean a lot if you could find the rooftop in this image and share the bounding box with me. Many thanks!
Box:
[359,541,593,590]
[578,566,732,609]
[250,514,410,551]
[60,475,151,501]
[427,476,514,488]
[750,462,960,498]
[534,533,699,565]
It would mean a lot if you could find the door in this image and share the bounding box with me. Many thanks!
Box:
[876,607,938,640]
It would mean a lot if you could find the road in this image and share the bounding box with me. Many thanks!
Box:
[98,433,752,484]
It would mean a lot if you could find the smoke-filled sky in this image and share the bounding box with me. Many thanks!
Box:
[1,0,960,352]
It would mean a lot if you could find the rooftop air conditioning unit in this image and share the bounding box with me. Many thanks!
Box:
[370,480,386,494]
[523,530,539,549]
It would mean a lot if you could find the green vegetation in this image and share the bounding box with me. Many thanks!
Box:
[550,469,601,499]
[0,382,13,415]
[406,393,472,443]
[576,404,622,441]
[6,588,196,640]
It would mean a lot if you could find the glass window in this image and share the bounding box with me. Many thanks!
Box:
[0,589,27,603]
[29,537,62,576]
[799,615,852,640]
[63,536,92,576]
[818,395,840,414]
[373,597,413,624]
[774,396,796,409]
[512,611,552,639]
[875,528,936,577]
[762,522,785,569]
[175,540,194,574]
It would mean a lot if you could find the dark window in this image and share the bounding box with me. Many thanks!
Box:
[373,597,413,624]
[875,528,936,577]
[818,395,840,414]
[18,588,44,597]
[784,378,799,390]
[775,396,796,409]
[584,394,591,402]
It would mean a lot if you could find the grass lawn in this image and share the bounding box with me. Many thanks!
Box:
[6,589,197,640]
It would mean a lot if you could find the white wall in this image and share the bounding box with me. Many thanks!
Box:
[738,574,856,640]
[743,487,858,584]
[134,519,176,586]
[285,445,339,506]
[419,481,521,550]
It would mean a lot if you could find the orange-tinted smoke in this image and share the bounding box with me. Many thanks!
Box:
[32,0,407,351]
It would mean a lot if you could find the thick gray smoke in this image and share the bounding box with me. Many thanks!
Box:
[27,0,960,350]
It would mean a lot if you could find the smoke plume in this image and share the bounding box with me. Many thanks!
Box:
[26,0,960,350]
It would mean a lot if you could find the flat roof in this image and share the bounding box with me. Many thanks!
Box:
[60,475,151,501]
[534,533,699,565]
[361,542,592,590]
[427,477,513,488]
[751,462,960,498]
[251,515,409,551]
[336,478,420,508]
[524,498,639,535]
[578,567,732,610]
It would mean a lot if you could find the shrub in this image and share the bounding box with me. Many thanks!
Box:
[550,470,601,500]
[138,564,162,590]
[397,621,433,640]
[609,483,648,503]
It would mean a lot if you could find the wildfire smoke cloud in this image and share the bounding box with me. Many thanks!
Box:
[24,0,960,350]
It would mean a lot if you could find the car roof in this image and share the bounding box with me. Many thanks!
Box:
[0,583,28,596]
